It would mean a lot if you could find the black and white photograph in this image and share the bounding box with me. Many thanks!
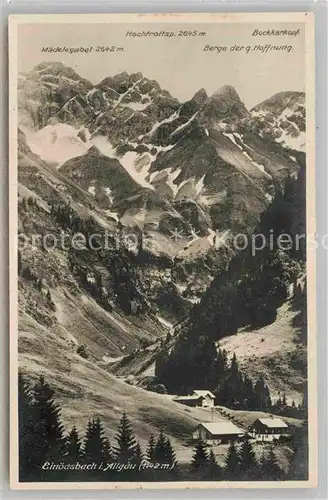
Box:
[9,12,316,489]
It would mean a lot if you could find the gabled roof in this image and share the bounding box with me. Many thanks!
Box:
[193,390,215,399]
[256,418,288,429]
[174,395,202,402]
[197,422,245,436]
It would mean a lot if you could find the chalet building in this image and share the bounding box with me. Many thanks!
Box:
[249,417,289,442]
[193,422,245,445]
[174,390,215,408]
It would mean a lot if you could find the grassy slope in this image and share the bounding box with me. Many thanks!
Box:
[19,275,164,359]
[219,300,306,404]
[19,283,303,470]
[20,300,303,467]
[111,299,306,404]
[19,306,223,462]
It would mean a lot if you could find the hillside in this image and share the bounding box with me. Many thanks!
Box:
[19,314,225,462]
[219,299,307,404]
[17,63,308,481]
[19,314,303,468]
[250,91,305,151]
[18,63,303,315]
[110,298,307,405]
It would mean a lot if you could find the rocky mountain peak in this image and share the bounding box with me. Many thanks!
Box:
[32,61,93,87]
[200,85,249,124]
[250,91,306,151]
[252,91,305,114]
[191,88,208,105]
[211,84,241,101]
[99,71,144,93]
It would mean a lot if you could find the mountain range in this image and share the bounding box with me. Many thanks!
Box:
[17,61,307,428]
[18,62,304,305]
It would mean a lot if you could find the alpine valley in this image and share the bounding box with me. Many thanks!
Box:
[17,62,308,472]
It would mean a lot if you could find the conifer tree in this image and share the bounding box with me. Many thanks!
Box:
[153,429,168,464]
[191,439,209,470]
[18,250,22,276]
[84,417,111,464]
[238,436,258,479]
[18,373,35,480]
[146,434,155,462]
[83,419,95,460]
[134,441,143,467]
[113,412,137,463]
[261,446,281,481]
[225,441,240,480]
[287,420,308,480]
[32,375,67,471]
[254,376,271,411]
[164,437,178,470]
[207,449,222,479]
[66,426,82,462]
[276,397,282,410]
[102,436,112,463]
[230,353,239,377]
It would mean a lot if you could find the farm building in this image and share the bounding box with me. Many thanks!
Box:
[193,422,245,445]
[174,390,215,408]
[249,417,289,442]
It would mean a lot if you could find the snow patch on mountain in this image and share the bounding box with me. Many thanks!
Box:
[91,135,155,189]
[23,122,92,165]
[222,132,243,151]
[104,209,119,222]
[156,315,174,330]
[146,110,180,138]
[195,175,206,196]
[170,111,199,137]
[241,150,272,179]
[88,185,96,196]
[223,131,272,179]
[251,94,305,152]
[207,228,216,246]
[164,168,182,197]
[198,189,227,207]
[121,98,151,112]
[103,187,114,204]
[149,167,182,197]
[113,78,144,109]
[277,130,306,152]
[92,136,177,191]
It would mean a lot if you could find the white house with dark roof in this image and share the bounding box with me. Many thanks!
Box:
[249,417,289,442]
[174,390,215,408]
[193,422,245,444]
[192,390,216,407]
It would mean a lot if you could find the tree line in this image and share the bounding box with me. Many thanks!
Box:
[186,167,306,342]
[19,374,306,483]
[192,435,283,481]
[19,197,153,317]
[154,170,307,404]
[155,343,273,412]
[19,373,178,482]
[155,340,307,419]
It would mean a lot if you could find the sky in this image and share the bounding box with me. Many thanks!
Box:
[17,21,305,109]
